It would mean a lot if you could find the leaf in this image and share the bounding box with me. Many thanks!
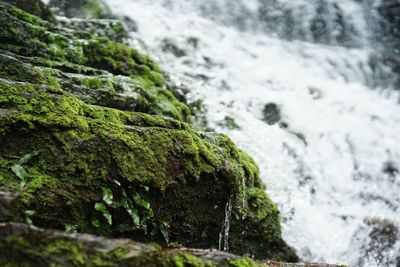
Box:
[121,187,128,198]
[94,203,112,225]
[94,202,107,213]
[24,210,35,217]
[18,150,41,165]
[128,208,140,226]
[160,225,169,244]
[103,212,112,225]
[92,219,101,228]
[11,164,27,186]
[11,164,27,180]
[159,220,170,244]
[132,192,141,204]
[141,185,149,192]
[65,224,78,234]
[132,192,151,210]
[102,187,113,205]
[121,197,140,226]
[24,210,35,225]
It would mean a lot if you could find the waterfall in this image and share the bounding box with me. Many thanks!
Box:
[106,0,400,265]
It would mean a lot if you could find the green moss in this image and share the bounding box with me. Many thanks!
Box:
[0,234,127,267]
[218,116,241,130]
[2,228,227,267]
[0,79,220,244]
[2,0,56,22]
[82,37,163,87]
[171,253,207,267]
[225,258,269,267]
[80,0,113,19]
[82,77,102,89]
[49,0,113,19]
[0,2,191,122]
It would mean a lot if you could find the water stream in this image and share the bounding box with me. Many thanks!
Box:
[105,0,400,265]
[219,197,233,252]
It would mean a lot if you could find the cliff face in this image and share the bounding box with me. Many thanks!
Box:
[0,0,301,265]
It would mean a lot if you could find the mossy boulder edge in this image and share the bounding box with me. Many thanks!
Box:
[0,223,345,267]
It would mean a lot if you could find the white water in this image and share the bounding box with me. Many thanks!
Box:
[105,0,400,266]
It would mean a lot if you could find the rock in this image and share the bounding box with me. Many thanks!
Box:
[0,222,344,267]
[351,218,399,266]
[121,15,138,32]
[218,116,241,130]
[257,0,361,47]
[1,0,56,22]
[263,103,281,125]
[57,16,129,43]
[371,0,400,56]
[0,1,190,122]
[0,1,298,262]
[161,38,187,58]
[48,0,113,19]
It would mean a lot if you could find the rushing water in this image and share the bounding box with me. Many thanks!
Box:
[105,0,400,266]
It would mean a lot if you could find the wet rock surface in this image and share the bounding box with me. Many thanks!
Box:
[0,222,345,267]
[263,103,281,125]
[49,0,113,19]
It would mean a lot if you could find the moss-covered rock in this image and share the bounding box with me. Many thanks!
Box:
[0,76,296,260]
[0,1,190,121]
[0,0,298,262]
[49,0,113,19]
[0,223,348,267]
[1,0,56,22]
[0,223,275,267]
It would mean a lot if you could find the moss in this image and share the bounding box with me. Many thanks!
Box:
[0,2,191,122]
[229,187,298,262]
[82,37,163,87]
[0,234,127,267]
[57,19,129,43]
[0,79,223,247]
[49,0,113,19]
[1,226,224,267]
[171,253,208,267]
[2,0,56,22]
[225,258,269,267]
[82,77,103,89]
[218,116,241,130]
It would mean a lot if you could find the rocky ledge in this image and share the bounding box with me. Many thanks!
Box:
[0,0,345,266]
[0,223,345,267]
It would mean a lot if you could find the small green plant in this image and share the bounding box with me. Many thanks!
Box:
[102,187,113,205]
[24,210,35,225]
[11,164,27,187]
[159,220,170,244]
[65,224,78,234]
[93,183,157,234]
[10,150,41,187]
[92,219,101,228]
[94,202,112,225]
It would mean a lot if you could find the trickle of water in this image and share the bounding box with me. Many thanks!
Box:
[219,197,233,251]
[242,177,246,211]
